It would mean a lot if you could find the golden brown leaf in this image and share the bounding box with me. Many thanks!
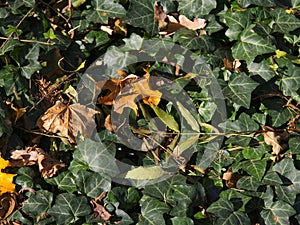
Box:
[113,76,162,115]
[97,74,138,105]
[37,101,100,143]
[263,126,290,155]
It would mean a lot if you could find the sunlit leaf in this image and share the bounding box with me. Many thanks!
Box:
[223,73,259,108]
[178,0,216,17]
[84,0,126,24]
[232,25,275,62]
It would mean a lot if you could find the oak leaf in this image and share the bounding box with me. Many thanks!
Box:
[113,75,162,115]
[37,101,100,143]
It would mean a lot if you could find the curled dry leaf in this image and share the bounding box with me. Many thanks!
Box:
[262,126,290,155]
[37,101,100,143]
[10,146,65,178]
[0,192,17,219]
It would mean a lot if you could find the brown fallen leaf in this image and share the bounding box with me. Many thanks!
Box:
[10,146,65,178]
[154,1,206,35]
[222,167,241,188]
[262,126,289,155]
[37,101,100,143]
[113,75,162,115]
[223,58,242,72]
[97,74,138,105]
[91,192,111,221]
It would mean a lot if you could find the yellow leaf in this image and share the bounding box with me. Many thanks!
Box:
[0,157,16,195]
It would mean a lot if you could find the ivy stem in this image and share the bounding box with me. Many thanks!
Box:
[0,37,55,46]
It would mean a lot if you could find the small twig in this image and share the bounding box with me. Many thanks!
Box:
[0,36,55,46]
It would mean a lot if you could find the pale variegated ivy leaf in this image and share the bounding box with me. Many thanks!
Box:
[232,25,276,62]
[84,0,126,24]
[223,73,259,108]
[178,0,217,18]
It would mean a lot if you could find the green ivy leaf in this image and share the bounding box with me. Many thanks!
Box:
[289,136,300,154]
[178,0,217,17]
[137,195,170,225]
[125,0,157,35]
[248,60,275,82]
[171,217,194,225]
[278,64,300,102]
[48,193,91,225]
[84,0,126,24]
[84,30,110,48]
[232,25,275,62]
[23,190,53,219]
[236,176,260,191]
[173,28,200,51]
[223,73,259,108]
[75,170,111,198]
[242,159,267,181]
[261,201,296,225]
[45,171,77,193]
[262,171,283,186]
[271,8,300,33]
[0,65,19,96]
[239,0,276,7]
[207,198,251,225]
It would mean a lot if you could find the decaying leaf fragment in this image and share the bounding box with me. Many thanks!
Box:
[37,101,100,143]
[262,126,289,155]
[10,146,65,178]
[91,192,111,221]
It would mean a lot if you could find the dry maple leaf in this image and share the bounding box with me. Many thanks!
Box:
[37,101,100,143]
[113,75,162,115]
[262,126,290,155]
[10,146,65,178]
